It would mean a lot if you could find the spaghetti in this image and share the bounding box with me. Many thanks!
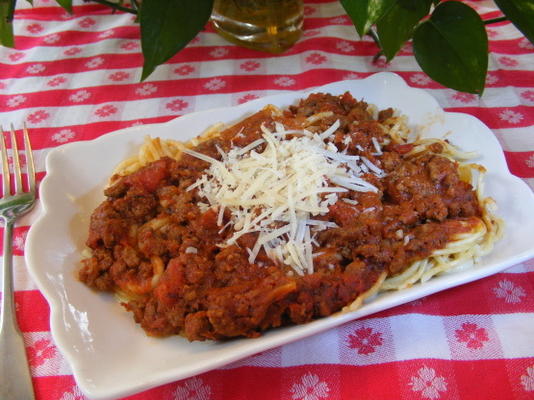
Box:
[80,92,502,340]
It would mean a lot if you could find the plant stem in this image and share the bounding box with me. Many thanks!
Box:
[368,28,380,48]
[367,29,384,62]
[484,16,507,25]
[7,0,17,23]
[86,0,138,14]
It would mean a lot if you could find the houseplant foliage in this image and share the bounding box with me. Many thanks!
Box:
[341,0,533,94]
[1,0,533,93]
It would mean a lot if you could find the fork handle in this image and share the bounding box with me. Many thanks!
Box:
[0,220,36,400]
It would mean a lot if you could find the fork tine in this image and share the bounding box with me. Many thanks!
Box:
[22,123,35,193]
[0,126,10,196]
[10,124,23,194]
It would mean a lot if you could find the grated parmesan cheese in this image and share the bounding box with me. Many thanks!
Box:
[342,198,359,205]
[185,121,386,275]
[371,137,383,156]
[185,247,198,254]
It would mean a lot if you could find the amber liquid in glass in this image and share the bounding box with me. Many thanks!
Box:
[211,0,304,53]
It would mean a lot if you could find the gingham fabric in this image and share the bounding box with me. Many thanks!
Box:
[1,0,533,399]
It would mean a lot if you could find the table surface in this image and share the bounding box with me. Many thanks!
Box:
[1,0,533,399]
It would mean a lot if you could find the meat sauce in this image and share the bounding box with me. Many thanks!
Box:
[79,93,482,340]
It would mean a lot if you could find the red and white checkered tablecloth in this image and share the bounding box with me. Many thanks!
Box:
[1,0,533,399]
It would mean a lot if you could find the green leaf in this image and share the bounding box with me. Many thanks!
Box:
[340,0,395,37]
[494,0,534,44]
[0,0,15,47]
[413,1,488,94]
[140,0,213,81]
[55,0,72,13]
[376,0,432,60]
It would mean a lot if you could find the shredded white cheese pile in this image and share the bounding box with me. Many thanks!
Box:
[185,120,385,276]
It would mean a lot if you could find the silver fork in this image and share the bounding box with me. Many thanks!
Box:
[0,125,36,400]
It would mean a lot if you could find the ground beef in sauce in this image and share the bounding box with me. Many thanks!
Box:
[79,92,482,341]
